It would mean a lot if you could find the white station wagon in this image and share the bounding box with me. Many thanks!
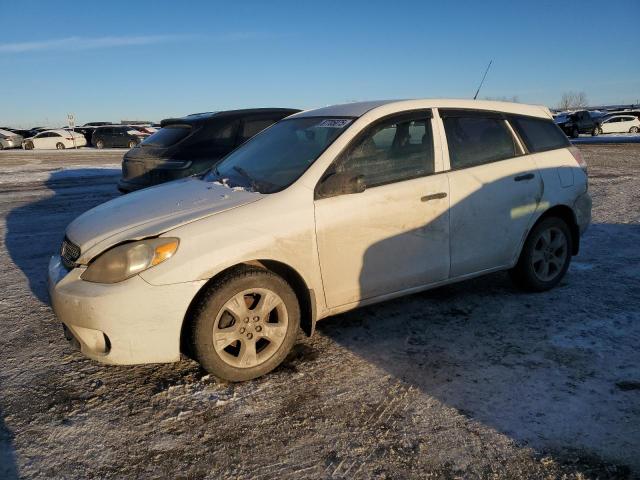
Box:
[49,99,592,381]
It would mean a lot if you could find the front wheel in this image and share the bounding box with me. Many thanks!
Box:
[592,126,600,136]
[128,140,137,149]
[630,126,639,134]
[571,127,579,138]
[24,142,34,150]
[191,266,300,381]
[510,217,572,292]
[95,139,105,149]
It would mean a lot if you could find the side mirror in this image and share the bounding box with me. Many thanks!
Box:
[317,172,366,198]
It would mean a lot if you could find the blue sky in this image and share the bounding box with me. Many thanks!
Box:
[1,0,638,127]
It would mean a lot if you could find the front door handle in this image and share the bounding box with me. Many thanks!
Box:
[421,192,447,202]
[514,173,535,182]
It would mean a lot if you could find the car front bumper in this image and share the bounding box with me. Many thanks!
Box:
[48,255,205,365]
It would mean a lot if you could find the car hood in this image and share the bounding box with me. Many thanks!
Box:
[66,177,262,263]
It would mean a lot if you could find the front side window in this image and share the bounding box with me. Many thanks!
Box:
[509,116,570,153]
[442,114,519,169]
[204,117,353,193]
[328,114,434,189]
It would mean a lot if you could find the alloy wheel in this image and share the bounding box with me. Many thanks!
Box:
[212,288,289,369]
[531,227,568,282]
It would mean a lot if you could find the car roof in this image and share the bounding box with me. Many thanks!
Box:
[290,99,553,120]
[160,108,301,127]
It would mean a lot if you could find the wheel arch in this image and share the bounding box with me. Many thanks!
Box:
[180,260,316,357]
[530,204,580,255]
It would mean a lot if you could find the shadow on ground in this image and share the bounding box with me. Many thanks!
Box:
[4,168,120,303]
[317,222,640,474]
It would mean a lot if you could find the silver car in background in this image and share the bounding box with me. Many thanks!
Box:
[0,129,24,149]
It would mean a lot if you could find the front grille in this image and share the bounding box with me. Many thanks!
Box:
[60,237,81,269]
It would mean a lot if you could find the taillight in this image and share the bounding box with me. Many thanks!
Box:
[569,146,587,173]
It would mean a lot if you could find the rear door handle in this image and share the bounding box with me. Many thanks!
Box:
[421,192,447,202]
[514,173,535,182]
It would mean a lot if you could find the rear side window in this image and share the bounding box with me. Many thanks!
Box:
[142,125,191,147]
[442,115,519,169]
[509,116,570,153]
[240,119,276,143]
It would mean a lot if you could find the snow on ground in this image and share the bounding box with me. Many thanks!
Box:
[0,148,639,479]
[572,133,640,144]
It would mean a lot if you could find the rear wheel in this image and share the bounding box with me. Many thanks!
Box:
[56,142,65,150]
[630,126,639,134]
[571,127,579,138]
[95,139,105,149]
[510,217,572,291]
[191,266,300,381]
[128,140,137,149]
[591,126,599,136]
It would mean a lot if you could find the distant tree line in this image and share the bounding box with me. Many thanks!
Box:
[557,92,589,111]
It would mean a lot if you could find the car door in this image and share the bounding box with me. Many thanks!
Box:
[40,132,57,149]
[619,116,634,132]
[31,132,45,148]
[602,117,619,133]
[440,109,542,277]
[314,111,450,308]
[114,127,126,147]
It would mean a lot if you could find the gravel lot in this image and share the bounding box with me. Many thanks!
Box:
[0,145,638,479]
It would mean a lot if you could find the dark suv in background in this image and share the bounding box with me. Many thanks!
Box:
[92,125,149,149]
[118,108,299,192]
[556,110,597,137]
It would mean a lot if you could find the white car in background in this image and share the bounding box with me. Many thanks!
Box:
[595,115,640,135]
[49,99,592,381]
[22,129,87,150]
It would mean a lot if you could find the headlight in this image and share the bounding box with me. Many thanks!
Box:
[81,237,179,284]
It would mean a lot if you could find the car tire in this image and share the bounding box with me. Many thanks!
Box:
[630,126,639,134]
[128,140,137,149]
[510,216,572,292]
[95,139,105,149]
[571,127,579,138]
[56,142,65,150]
[24,142,34,150]
[0,144,3,150]
[190,266,300,382]
[592,126,599,136]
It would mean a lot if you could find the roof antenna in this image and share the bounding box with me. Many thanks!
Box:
[473,60,493,100]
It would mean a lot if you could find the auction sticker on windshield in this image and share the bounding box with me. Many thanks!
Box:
[316,119,352,128]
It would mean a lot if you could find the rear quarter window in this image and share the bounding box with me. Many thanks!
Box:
[509,116,570,153]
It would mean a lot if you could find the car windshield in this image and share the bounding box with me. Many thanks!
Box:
[204,117,353,193]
